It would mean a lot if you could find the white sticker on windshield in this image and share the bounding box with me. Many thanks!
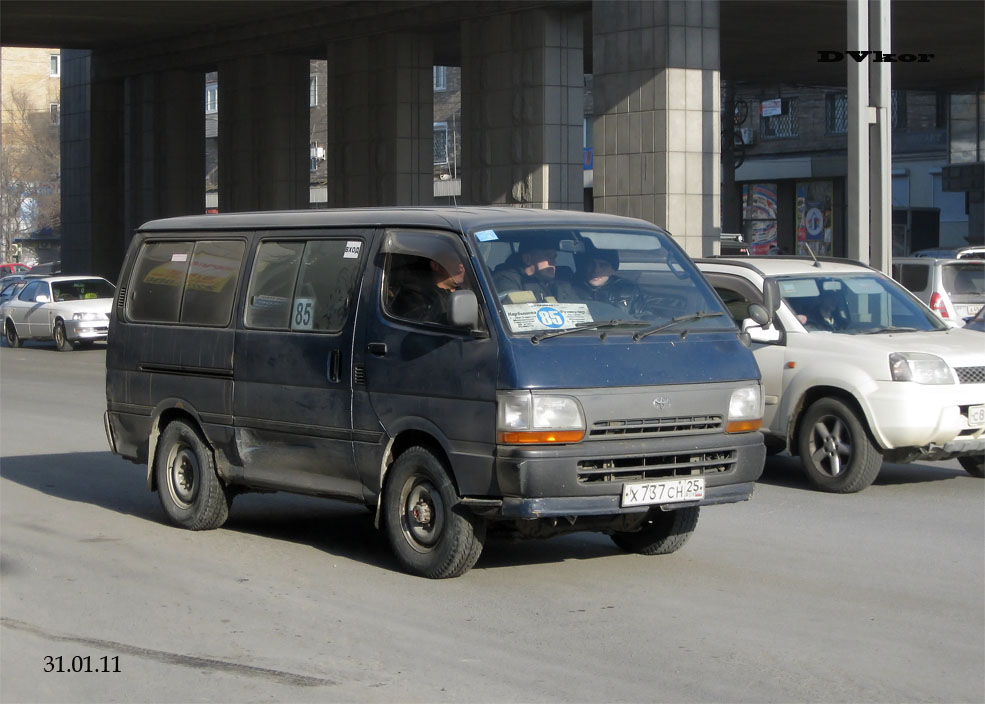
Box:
[844,277,883,294]
[343,241,362,258]
[503,303,593,332]
[475,230,498,242]
[171,253,188,262]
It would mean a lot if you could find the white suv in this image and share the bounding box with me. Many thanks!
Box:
[696,256,985,492]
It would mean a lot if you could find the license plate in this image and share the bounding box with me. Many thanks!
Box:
[969,405,985,428]
[621,477,705,507]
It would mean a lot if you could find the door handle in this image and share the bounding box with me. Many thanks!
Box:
[367,342,387,357]
[328,349,342,382]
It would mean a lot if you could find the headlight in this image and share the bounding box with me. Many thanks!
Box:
[497,392,585,444]
[726,385,763,433]
[72,312,103,321]
[889,352,954,384]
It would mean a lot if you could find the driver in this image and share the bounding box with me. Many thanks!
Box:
[573,246,651,316]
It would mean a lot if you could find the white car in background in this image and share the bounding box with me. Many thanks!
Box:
[696,256,985,491]
[1,276,115,351]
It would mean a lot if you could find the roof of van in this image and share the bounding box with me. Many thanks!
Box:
[137,207,662,234]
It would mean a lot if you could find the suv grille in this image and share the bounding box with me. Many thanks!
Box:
[590,415,722,438]
[577,449,736,484]
[955,366,985,384]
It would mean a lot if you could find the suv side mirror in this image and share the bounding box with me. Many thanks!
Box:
[762,279,781,318]
[448,289,480,330]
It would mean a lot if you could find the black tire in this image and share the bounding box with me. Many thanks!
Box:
[382,447,485,578]
[4,320,22,348]
[611,506,700,555]
[154,419,230,530]
[797,397,882,493]
[958,455,984,478]
[53,319,74,351]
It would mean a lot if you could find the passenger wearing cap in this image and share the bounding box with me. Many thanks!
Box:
[574,246,651,316]
[492,237,577,303]
[391,251,468,325]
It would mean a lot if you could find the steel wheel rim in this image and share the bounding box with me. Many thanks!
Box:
[166,444,199,508]
[398,473,445,553]
[809,414,852,477]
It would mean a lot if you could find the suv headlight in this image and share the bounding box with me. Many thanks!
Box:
[726,385,763,433]
[889,352,954,385]
[497,392,585,444]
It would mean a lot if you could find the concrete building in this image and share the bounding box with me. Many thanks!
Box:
[1,1,982,281]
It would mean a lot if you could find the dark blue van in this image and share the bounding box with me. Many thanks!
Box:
[105,208,771,577]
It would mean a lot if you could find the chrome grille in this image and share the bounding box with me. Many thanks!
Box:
[578,449,736,484]
[955,366,985,384]
[590,415,722,438]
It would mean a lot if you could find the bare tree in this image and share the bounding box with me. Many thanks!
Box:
[1,87,60,262]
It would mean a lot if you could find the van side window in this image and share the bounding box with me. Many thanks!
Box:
[127,240,246,325]
[382,230,476,328]
[245,239,362,332]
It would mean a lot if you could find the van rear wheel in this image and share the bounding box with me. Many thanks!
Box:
[383,447,485,578]
[611,506,699,555]
[798,397,882,493]
[154,419,230,530]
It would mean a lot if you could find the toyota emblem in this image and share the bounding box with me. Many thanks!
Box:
[652,396,671,409]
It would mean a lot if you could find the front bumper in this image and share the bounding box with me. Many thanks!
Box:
[864,380,985,450]
[64,319,109,341]
[489,431,765,519]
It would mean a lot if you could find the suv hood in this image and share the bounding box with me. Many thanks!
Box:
[792,327,983,368]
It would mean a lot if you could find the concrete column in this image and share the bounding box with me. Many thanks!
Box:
[60,50,125,280]
[124,71,204,240]
[869,0,891,274]
[218,54,309,212]
[460,9,584,209]
[593,1,721,256]
[324,33,433,207]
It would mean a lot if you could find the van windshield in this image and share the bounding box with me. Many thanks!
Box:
[472,227,731,336]
[778,273,947,334]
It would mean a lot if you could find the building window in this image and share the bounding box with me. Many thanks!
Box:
[825,93,847,134]
[433,122,449,165]
[49,103,60,125]
[932,173,968,223]
[891,90,906,129]
[49,54,60,78]
[205,83,218,114]
[310,142,324,172]
[433,66,447,92]
[761,98,798,139]
[309,75,318,107]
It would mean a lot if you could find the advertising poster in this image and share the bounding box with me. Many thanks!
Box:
[742,183,778,254]
[796,181,834,256]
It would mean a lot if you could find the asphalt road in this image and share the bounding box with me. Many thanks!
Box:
[1,342,983,703]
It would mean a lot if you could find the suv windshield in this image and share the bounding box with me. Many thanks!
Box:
[472,227,730,336]
[778,273,946,334]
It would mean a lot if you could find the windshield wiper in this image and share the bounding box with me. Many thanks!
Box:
[531,320,649,344]
[861,326,919,334]
[633,311,724,341]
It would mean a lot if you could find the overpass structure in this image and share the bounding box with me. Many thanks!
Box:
[2,0,983,279]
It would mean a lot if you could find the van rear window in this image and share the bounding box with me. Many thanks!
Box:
[126,239,246,325]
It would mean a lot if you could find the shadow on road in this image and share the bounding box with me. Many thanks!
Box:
[0,451,619,574]
[758,452,969,490]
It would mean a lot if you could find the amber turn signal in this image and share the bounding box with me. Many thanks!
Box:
[726,419,762,433]
[498,430,585,444]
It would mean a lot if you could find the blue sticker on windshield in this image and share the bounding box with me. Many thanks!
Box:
[475,230,498,242]
[536,307,566,328]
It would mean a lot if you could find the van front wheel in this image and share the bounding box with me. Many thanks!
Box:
[383,447,485,578]
[155,420,230,530]
[611,506,700,555]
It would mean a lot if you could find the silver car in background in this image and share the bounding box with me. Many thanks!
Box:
[1,276,115,351]
[892,257,985,323]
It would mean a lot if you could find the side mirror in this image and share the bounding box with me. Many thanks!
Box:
[762,279,781,318]
[35,295,50,303]
[448,289,480,330]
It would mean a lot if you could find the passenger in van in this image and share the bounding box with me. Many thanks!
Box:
[573,246,651,316]
[493,238,577,303]
[390,253,467,325]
